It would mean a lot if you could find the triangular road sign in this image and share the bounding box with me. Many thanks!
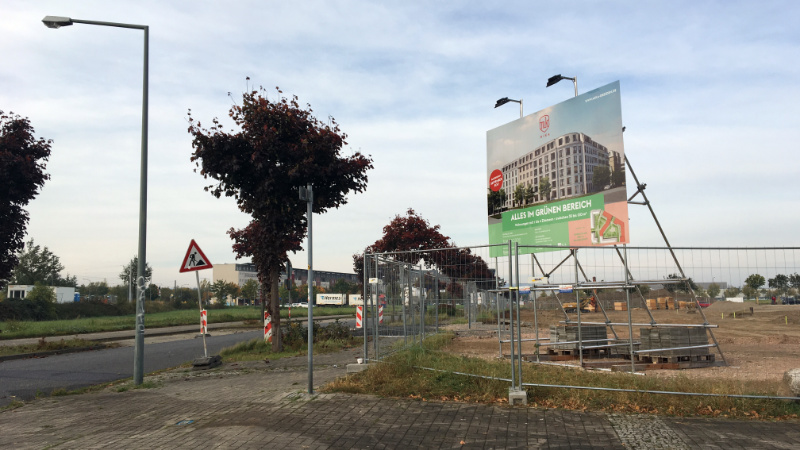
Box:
[180,239,213,273]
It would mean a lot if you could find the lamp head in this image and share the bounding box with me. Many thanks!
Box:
[494,97,511,108]
[546,74,565,87]
[42,16,74,29]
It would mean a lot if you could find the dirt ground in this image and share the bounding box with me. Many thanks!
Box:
[443,302,800,390]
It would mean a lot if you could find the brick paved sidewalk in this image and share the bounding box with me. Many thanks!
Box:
[1,347,799,449]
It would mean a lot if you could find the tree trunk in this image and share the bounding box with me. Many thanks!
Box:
[269,267,283,352]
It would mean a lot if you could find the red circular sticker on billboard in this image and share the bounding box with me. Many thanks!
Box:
[489,169,503,192]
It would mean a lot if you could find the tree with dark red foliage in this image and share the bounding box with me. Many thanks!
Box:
[353,209,496,299]
[0,111,51,288]
[189,86,372,351]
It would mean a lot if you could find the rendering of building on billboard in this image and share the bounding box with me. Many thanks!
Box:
[487,81,628,257]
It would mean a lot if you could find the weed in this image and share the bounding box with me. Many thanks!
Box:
[323,332,800,419]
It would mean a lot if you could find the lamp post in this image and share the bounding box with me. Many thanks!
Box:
[494,97,523,118]
[546,74,578,97]
[43,15,149,385]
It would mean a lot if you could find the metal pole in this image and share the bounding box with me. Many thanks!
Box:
[495,257,502,358]
[402,264,408,347]
[134,24,149,387]
[624,245,636,373]
[531,254,540,362]
[435,273,439,333]
[507,241,516,390]
[514,242,523,388]
[195,271,207,358]
[306,184,314,394]
[362,251,368,362]
[574,250,583,368]
[374,254,379,358]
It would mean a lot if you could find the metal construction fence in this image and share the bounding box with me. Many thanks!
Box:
[359,244,800,399]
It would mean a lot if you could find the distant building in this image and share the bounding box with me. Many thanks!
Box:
[212,263,358,289]
[500,132,611,209]
[6,285,77,303]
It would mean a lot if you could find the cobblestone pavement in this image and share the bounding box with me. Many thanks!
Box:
[1,347,799,449]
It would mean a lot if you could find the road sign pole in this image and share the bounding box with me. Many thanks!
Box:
[196,271,207,358]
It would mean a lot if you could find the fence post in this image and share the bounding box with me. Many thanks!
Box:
[532,253,540,362]
[507,240,516,390]
[623,245,636,374]
[495,256,503,358]
[514,242,523,388]
[363,252,368,363]
[374,253,379,358]
[574,249,583,368]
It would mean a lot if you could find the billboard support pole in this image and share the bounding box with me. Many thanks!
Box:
[624,155,727,366]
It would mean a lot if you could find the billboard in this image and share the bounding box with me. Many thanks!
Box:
[487,81,628,257]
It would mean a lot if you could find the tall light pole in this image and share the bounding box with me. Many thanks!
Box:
[299,184,314,394]
[43,15,149,385]
[494,97,523,118]
[546,74,578,97]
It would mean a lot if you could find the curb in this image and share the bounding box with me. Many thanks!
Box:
[0,314,353,362]
[0,344,110,363]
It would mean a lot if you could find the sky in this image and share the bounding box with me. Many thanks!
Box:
[2,1,799,287]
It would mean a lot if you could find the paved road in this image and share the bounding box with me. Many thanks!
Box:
[0,329,261,406]
[3,347,800,449]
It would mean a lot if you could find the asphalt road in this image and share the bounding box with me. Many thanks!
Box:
[0,329,262,406]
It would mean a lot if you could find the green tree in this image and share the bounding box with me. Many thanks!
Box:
[707,283,721,299]
[524,184,535,205]
[25,282,57,320]
[119,256,153,286]
[0,111,52,289]
[210,280,240,305]
[81,281,110,301]
[332,278,358,295]
[189,85,373,352]
[663,273,698,294]
[241,279,259,302]
[487,188,506,215]
[724,287,741,297]
[742,285,757,300]
[538,177,551,202]
[768,274,789,295]
[591,166,611,192]
[744,274,765,294]
[10,239,76,286]
[611,167,625,187]
[513,183,526,207]
[638,285,651,297]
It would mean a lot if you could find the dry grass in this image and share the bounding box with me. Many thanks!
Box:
[324,333,800,419]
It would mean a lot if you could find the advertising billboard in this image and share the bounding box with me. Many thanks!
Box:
[487,81,628,257]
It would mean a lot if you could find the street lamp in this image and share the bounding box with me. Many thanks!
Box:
[43,15,149,385]
[494,97,523,118]
[546,74,578,97]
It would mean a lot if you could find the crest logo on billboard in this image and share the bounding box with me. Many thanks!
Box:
[539,115,550,133]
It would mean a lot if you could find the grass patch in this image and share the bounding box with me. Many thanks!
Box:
[0,306,352,340]
[324,333,800,419]
[1,400,25,411]
[221,320,361,362]
[115,380,161,392]
[0,337,114,357]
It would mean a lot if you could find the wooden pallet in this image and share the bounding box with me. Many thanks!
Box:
[547,348,606,357]
[635,353,715,364]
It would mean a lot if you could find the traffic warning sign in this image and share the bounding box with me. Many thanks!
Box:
[179,239,213,273]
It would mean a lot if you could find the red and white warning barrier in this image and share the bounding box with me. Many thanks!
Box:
[379,305,384,325]
[356,306,363,328]
[200,309,208,334]
[264,311,272,342]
